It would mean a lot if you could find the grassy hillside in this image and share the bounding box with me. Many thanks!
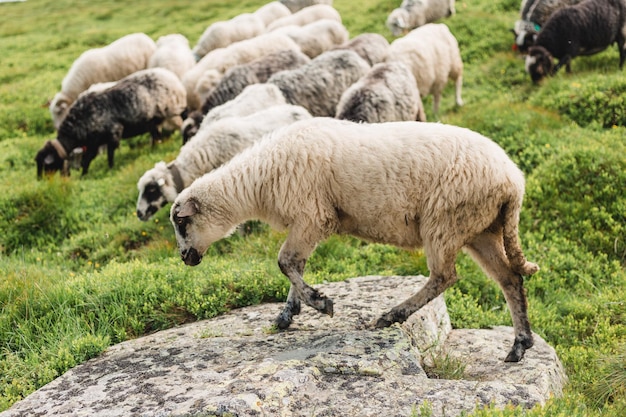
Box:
[1,0,625,415]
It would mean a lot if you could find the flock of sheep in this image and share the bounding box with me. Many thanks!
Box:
[34,0,622,363]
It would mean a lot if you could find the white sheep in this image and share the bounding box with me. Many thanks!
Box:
[267,4,341,31]
[49,32,156,130]
[170,117,539,363]
[191,13,266,61]
[272,19,349,58]
[267,49,371,117]
[386,0,456,37]
[279,0,333,13]
[386,23,463,117]
[331,33,390,66]
[183,32,302,110]
[136,104,311,220]
[254,1,292,26]
[336,61,426,122]
[148,34,196,79]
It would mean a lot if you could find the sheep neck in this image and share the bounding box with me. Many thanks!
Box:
[168,163,185,194]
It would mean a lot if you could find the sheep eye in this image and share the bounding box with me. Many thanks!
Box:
[176,217,185,225]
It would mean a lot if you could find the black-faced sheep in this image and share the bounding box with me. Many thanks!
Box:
[148,34,196,79]
[272,19,349,58]
[525,0,626,83]
[170,117,539,363]
[267,4,341,31]
[181,49,311,143]
[36,68,186,178]
[49,32,156,130]
[279,0,333,13]
[513,0,582,53]
[136,104,311,220]
[336,62,426,123]
[267,50,371,117]
[191,13,266,61]
[331,33,390,66]
[386,0,456,37]
[183,32,302,110]
[386,23,463,117]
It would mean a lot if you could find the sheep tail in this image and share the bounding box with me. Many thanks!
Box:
[502,200,539,277]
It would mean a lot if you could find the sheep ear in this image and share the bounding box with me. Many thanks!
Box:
[177,199,198,218]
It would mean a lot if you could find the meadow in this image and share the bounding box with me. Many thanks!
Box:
[0,0,625,415]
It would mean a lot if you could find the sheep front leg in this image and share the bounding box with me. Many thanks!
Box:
[276,237,334,329]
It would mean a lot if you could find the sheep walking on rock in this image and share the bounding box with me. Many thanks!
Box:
[36,68,186,177]
[137,104,311,220]
[170,117,539,363]
[386,23,463,117]
[386,0,456,37]
[49,32,156,130]
[336,61,426,123]
[267,50,371,117]
[525,0,626,82]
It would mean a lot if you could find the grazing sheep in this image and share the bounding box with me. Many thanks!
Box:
[170,117,539,363]
[136,104,311,220]
[513,0,582,53]
[49,32,156,130]
[36,68,186,177]
[267,49,371,117]
[331,33,390,66]
[183,32,302,110]
[267,4,341,31]
[273,19,349,58]
[191,13,266,61]
[525,0,626,83]
[386,23,463,116]
[254,1,292,26]
[280,0,333,13]
[148,34,196,79]
[182,50,310,142]
[386,0,456,37]
[336,62,426,122]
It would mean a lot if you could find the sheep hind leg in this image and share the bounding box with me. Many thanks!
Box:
[465,232,533,362]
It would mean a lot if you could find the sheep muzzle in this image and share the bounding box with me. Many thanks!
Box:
[181,247,202,266]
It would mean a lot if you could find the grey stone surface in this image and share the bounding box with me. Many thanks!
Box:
[0,276,567,417]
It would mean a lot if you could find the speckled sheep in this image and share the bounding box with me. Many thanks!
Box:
[267,49,371,117]
[170,117,539,363]
[182,49,310,143]
[49,32,156,130]
[136,104,311,220]
[272,19,349,58]
[336,61,426,123]
[36,68,186,177]
[386,0,456,37]
[386,23,463,116]
[191,13,266,61]
[280,0,333,13]
[267,4,341,31]
[331,33,390,66]
[148,34,196,79]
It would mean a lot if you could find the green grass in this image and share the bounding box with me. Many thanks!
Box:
[0,0,625,415]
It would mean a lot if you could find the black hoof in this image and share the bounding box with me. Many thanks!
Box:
[321,298,334,317]
[504,334,534,362]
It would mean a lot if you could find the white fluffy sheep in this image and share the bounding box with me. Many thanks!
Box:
[136,104,311,220]
[386,0,456,36]
[254,1,292,26]
[37,68,186,177]
[191,13,266,61]
[331,33,390,66]
[336,61,426,122]
[267,49,371,117]
[148,34,196,79]
[49,32,157,130]
[272,19,349,58]
[386,23,463,116]
[183,32,302,110]
[279,0,333,13]
[170,117,539,363]
[267,4,341,31]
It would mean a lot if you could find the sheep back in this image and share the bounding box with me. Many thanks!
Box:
[267,4,341,31]
[331,33,390,66]
[192,13,266,60]
[275,19,349,58]
[254,1,292,26]
[386,0,456,37]
[279,0,333,13]
[148,34,196,79]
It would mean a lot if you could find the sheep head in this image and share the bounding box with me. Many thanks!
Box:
[386,8,410,37]
[526,46,554,83]
[136,162,178,221]
[35,139,68,178]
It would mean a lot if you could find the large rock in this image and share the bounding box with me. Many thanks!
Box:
[0,276,567,416]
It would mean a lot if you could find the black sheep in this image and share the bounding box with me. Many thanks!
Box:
[525,0,626,82]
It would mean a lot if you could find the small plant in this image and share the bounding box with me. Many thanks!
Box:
[423,351,467,380]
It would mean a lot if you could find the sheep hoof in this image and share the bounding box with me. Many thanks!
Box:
[274,314,293,330]
[504,334,534,362]
[321,298,334,317]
